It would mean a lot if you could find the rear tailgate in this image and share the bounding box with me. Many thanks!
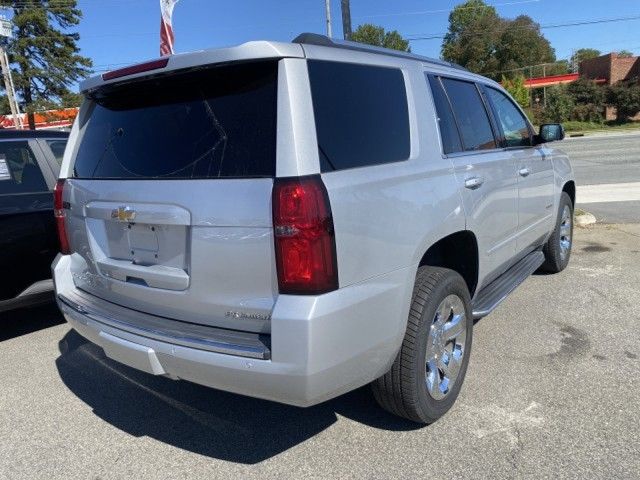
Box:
[63,61,280,333]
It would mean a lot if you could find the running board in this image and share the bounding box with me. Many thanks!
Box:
[471,250,544,319]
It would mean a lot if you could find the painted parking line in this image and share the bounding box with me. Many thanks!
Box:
[578,182,640,204]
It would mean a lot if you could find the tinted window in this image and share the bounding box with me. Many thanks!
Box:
[441,78,496,152]
[427,75,462,154]
[0,141,47,194]
[73,61,278,179]
[485,87,531,148]
[308,60,410,171]
[46,139,67,165]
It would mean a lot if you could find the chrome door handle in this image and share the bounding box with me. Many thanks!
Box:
[464,176,484,190]
[519,168,531,177]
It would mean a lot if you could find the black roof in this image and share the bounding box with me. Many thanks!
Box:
[292,33,468,71]
[0,129,69,139]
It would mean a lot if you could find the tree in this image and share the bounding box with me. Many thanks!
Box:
[502,75,529,108]
[545,86,574,123]
[495,15,555,79]
[441,1,556,79]
[617,50,634,58]
[441,0,502,76]
[608,83,640,121]
[566,79,605,122]
[0,1,92,129]
[570,48,601,71]
[351,24,410,52]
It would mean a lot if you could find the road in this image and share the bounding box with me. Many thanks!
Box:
[1,223,639,480]
[560,132,640,223]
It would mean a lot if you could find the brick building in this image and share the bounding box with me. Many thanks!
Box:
[580,52,640,120]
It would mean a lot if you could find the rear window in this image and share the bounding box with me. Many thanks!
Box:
[73,61,278,179]
[308,60,410,172]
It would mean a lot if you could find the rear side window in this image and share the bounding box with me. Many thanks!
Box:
[73,61,278,179]
[440,78,496,152]
[0,141,47,194]
[46,139,67,166]
[485,87,532,148]
[308,60,410,172]
[427,75,462,154]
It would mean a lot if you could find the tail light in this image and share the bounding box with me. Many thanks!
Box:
[54,179,70,254]
[273,175,338,295]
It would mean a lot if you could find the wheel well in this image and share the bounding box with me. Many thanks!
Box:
[419,231,479,297]
[563,181,576,206]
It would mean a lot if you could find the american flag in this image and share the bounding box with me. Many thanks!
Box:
[160,0,179,56]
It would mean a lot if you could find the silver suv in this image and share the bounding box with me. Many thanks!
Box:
[53,34,574,424]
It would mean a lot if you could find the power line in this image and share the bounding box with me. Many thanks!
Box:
[357,0,540,19]
[407,14,640,41]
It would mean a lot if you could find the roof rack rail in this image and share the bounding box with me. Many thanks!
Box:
[292,33,468,71]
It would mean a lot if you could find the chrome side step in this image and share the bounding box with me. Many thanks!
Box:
[471,250,544,319]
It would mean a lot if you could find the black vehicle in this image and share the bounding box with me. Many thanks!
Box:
[0,130,68,312]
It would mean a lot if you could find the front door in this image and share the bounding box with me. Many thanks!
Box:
[483,86,554,253]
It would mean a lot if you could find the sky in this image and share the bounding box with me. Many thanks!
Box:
[24,0,640,78]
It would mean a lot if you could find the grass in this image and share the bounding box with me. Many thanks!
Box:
[562,120,640,135]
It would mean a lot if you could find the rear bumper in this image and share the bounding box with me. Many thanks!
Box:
[53,254,414,407]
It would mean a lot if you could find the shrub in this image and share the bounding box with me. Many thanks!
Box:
[608,83,640,121]
[544,86,574,123]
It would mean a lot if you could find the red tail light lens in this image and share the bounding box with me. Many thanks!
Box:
[54,179,70,254]
[273,175,338,295]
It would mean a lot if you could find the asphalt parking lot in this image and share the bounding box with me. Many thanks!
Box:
[1,223,639,480]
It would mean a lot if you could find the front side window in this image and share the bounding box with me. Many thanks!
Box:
[308,60,410,171]
[441,78,497,152]
[0,141,47,194]
[485,87,532,148]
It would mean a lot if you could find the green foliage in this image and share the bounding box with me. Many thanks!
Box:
[607,83,640,120]
[566,79,605,122]
[0,95,11,115]
[617,50,634,58]
[351,24,410,52]
[59,90,83,108]
[0,0,92,129]
[544,86,574,123]
[441,1,555,79]
[495,15,555,78]
[570,48,601,70]
[441,0,501,76]
[501,75,529,108]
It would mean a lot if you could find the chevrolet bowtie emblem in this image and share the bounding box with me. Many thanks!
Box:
[111,206,136,222]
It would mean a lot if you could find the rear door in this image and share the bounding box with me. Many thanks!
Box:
[483,86,555,252]
[63,61,280,333]
[0,140,57,300]
[429,75,519,285]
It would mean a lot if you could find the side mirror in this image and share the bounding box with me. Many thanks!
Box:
[538,124,565,143]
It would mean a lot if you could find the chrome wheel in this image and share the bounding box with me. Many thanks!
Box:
[425,294,467,401]
[559,204,572,260]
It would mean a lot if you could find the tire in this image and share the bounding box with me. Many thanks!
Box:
[372,266,473,424]
[541,192,573,273]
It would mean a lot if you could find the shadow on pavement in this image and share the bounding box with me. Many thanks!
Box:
[0,302,64,342]
[56,330,421,464]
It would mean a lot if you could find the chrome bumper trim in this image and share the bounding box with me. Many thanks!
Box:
[58,293,271,360]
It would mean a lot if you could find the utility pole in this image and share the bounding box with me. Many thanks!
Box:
[325,0,332,38]
[341,0,352,40]
[0,17,22,129]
